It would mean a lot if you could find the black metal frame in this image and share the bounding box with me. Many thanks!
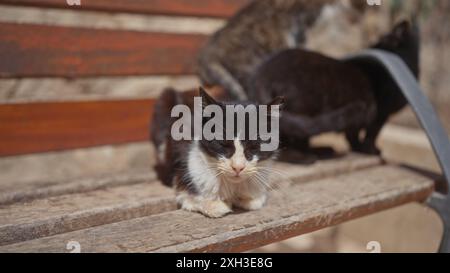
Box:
[344,49,450,253]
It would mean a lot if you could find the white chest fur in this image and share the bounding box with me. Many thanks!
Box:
[182,140,271,218]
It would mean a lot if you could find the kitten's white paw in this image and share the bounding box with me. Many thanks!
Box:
[234,194,267,211]
[201,200,232,218]
[178,194,232,218]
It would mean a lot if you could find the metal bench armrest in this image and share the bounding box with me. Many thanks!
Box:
[344,49,450,252]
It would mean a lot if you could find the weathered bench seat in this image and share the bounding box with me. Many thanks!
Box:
[0,153,435,252]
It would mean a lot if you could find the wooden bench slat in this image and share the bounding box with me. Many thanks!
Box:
[0,154,381,246]
[0,99,155,156]
[0,23,206,78]
[173,166,433,253]
[0,0,250,18]
[0,164,434,252]
[0,170,155,206]
[0,183,174,246]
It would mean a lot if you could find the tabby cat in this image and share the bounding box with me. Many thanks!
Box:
[197,0,364,101]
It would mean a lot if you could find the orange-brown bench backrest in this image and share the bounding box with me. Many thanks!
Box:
[0,0,250,156]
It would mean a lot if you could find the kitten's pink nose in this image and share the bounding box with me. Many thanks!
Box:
[232,164,245,176]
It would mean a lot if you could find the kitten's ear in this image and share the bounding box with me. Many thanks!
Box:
[349,0,367,13]
[374,19,413,49]
[199,86,218,108]
[392,20,411,40]
[267,96,285,110]
[267,96,284,117]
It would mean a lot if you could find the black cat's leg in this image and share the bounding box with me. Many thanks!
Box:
[345,128,362,152]
[289,137,336,158]
[280,101,367,140]
[359,115,389,155]
[278,137,318,164]
[278,101,370,162]
[282,136,309,151]
[308,146,337,159]
[277,149,318,164]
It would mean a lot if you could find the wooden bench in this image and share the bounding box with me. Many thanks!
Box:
[0,0,443,252]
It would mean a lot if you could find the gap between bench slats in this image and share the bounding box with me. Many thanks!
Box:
[0,0,250,18]
[0,76,200,103]
[0,23,206,78]
[0,165,434,253]
[0,154,381,246]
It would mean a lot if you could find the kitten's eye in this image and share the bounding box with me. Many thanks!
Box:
[201,139,235,159]
[214,140,234,158]
[211,139,233,152]
[246,141,260,150]
[216,140,232,148]
[244,141,260,160]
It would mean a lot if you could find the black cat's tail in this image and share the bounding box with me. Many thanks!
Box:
[280,101,373,139]
[150,88,180,187]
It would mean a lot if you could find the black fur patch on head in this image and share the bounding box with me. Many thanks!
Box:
[198,88,283,161]
[371,19,420,77]
[374,20,415,49]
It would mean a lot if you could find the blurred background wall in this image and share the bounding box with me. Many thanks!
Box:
[0,0,448,252]
[305,0,450,133]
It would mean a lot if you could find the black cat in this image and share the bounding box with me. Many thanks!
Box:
[249,21,420,158]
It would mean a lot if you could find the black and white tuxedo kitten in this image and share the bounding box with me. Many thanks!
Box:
[151,87,284,218]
